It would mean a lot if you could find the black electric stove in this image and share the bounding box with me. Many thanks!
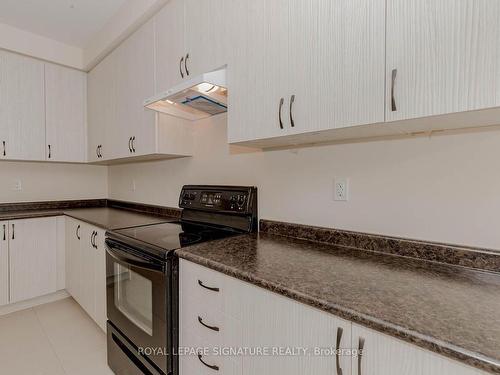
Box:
[105,185,257,375]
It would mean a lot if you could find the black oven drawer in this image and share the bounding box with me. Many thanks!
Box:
[107,322,164,375]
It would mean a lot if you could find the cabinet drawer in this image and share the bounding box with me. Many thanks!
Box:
[180,329,242,375]
[180,259,246,320]
[182,294,242,349]
[180,260,226,313]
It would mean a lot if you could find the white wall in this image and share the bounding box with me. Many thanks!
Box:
[108,115,500,250]
[0,162,107,203]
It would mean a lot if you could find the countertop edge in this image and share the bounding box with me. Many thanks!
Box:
[176,250,500,374]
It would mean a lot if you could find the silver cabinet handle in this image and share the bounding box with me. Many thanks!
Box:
[391,68,397,112]
[2,141,5,156]
[179,56,185,78]
[94,231,98,249]
[128,137,132,153]
[11,223,14,240]
[185,53,190,76]
[76,224,80,240]
[99,145,102,158]
[96,146,100,158]
[336,327,343,375]
[357,337,365,375]
[278,98,284,129]
[48,144,51,159]
[131,136,136,153]
[289,95,295,127]
[2,224,5,241]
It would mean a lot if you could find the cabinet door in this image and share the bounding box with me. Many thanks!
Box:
[241,283,351,375]
[184,0,229,76]
[79,224,96,318]
[45,63,87,162]
[288,0,385,134]
[227,0,290,143]
[352,324,487,375]
[65,217,82,300]
[386,0,500,122]
[0,221,8,306]
[155,0,186,91]
[87,54,114,162]
[114,18,156,159]
[93,228,107,332]
[0,50,45,161]
[9,217,57,303]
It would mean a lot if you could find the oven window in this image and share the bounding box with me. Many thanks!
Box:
[114,263,153,336]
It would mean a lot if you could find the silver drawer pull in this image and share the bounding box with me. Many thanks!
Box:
[198,352,219,371]
[198,279,219,292]
[198,316,219,332]
[336,327,343,375]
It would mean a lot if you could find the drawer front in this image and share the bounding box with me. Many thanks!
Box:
[180,259,245,320]
[180,259,226,313]
[182,294,243,349]
[180,329,242,375]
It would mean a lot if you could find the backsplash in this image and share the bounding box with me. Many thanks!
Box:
[108,115,500,250]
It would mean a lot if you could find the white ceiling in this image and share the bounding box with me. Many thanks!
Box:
[0,0,127,48]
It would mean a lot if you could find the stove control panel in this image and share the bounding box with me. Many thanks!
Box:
[179,186,256,214]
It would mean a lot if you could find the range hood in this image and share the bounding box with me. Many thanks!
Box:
[144,68,227,121]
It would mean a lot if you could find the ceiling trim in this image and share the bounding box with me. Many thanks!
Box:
[0,22,84,70]
[82,0,169,71]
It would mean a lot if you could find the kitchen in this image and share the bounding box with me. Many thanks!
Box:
[0,0,499,374]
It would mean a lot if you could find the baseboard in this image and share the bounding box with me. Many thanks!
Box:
[0,289,70,316]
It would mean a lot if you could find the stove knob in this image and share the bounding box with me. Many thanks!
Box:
[230,195,237,203]
[237,195,246,205]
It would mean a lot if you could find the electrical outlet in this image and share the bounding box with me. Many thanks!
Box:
[13,180,22,191]
[334,178,348,201]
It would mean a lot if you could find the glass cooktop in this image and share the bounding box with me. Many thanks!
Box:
[111,221,240,252]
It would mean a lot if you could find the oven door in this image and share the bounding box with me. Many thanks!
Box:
[106,238,169,375]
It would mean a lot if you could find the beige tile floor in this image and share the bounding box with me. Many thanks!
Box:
[0,297,114,375]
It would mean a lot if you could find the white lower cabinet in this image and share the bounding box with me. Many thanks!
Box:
[9,217,58,303]
[0,221,9,306]
[180,259,487,375]
[65,218,107,331]
[352,324,488,375]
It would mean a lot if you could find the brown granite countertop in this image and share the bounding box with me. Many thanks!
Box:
[176,233,500,374]
[0,207,177,230]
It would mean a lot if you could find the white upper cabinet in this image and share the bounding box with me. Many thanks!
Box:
[45,63,87,162]
[114,18,156,159]
[0,221,8,307]
[87,16,193,164]
[386,0,500,122]
[288,0,385,135]
[155,0,229,93]
[0,50,45,161]
[228,0,290,143]
[155,0,186,91]
[228,0,385,144]
[88,50,115,162]
[184,0,229,76]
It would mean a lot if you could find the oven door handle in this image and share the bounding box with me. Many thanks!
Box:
[106,246,164,272]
